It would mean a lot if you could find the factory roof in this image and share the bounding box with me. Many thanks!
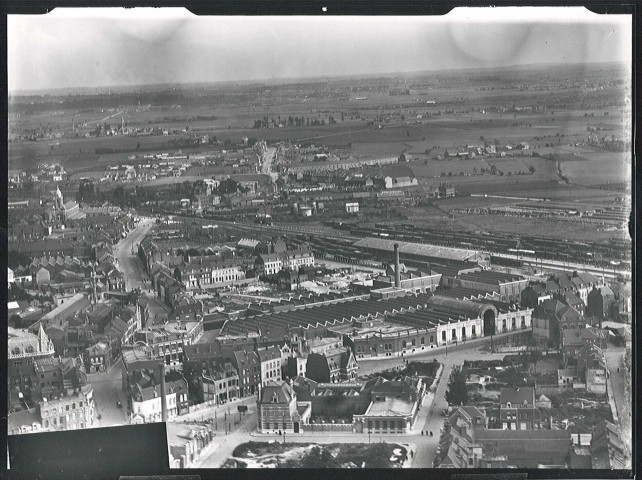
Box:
[353,237,480,262]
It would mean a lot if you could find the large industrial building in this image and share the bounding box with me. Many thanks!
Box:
[352,237,491,267]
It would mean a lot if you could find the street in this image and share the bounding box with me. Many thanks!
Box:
[112,216,171,322]
[112,217,156,292]
[87,357,129,428]
[604,347,631,448]
[194,343,508,468]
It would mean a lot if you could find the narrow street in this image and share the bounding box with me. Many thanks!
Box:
[604,347,631,447]
[87,357,129,428]
[112,217,156,292]
[112,216,170,322]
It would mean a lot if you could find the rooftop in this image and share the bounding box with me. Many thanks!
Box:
[353,237,480,262]
[365,397,415,417]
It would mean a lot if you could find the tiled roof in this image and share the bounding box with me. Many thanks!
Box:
[260,381,294,404]
[500,386,535,406]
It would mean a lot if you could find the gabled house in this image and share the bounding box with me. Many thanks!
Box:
[256,380,311,433]
[305,346,358,383]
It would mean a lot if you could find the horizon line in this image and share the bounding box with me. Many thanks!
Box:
[8,59,629,97]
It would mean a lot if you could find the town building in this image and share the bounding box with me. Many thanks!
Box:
[7,408,44,435]
[532,298,585,345]
[130,377,189,424]
[174,258,246,289]
[590,420,628,469]
[439,406,573,468]
[499,386,541,430]
[255,250,315,276]
[167,422,217,468]
[305,345,358,383]
[384,176,418,189]
[257,345,282,386]
[132,320,204,366]
[561,326,608,366]
[455,271,528,303]
[232,349,262,397]
[345,202,359,214]
[353,376,425,434]
[256,380,311,433]
[38,384,95,432]
[373,264,442,294]
[201,361,240,406]
[8,325,57,405]
[353,237,490,267]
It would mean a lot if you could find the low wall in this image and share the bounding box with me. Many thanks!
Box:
[536,384,587,396]
[303,423,353,433]
[430,364,444,392]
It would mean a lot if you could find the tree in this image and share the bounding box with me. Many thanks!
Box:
[445,366,468,406]
[9,314,22,327]
[528,165,536,174]
[530,349,543,375]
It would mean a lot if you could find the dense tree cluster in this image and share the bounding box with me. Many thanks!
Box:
[445,365,468,407]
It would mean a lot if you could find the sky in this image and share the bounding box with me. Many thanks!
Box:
[7,7,632,93]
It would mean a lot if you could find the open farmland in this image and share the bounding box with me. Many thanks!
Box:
[9,62,631,244]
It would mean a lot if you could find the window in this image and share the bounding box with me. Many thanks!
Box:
[452,329,456,339]
[421,337,425,345]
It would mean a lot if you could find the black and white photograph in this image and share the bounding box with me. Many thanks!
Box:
[6,6,634,477]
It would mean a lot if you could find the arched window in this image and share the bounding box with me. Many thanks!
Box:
[441,331,446,341]
[462,327,466,337]
[12,347,21,356]
[421,337,425,345]
[26,345,35,354]
[452,329,456,339]
[430,335,434,343]
[402,341,407,349]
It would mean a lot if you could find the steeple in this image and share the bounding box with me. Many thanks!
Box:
[37,323,54,354]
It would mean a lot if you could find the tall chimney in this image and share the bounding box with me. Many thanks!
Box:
[394,244,401,288]
[159,363,168,422]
